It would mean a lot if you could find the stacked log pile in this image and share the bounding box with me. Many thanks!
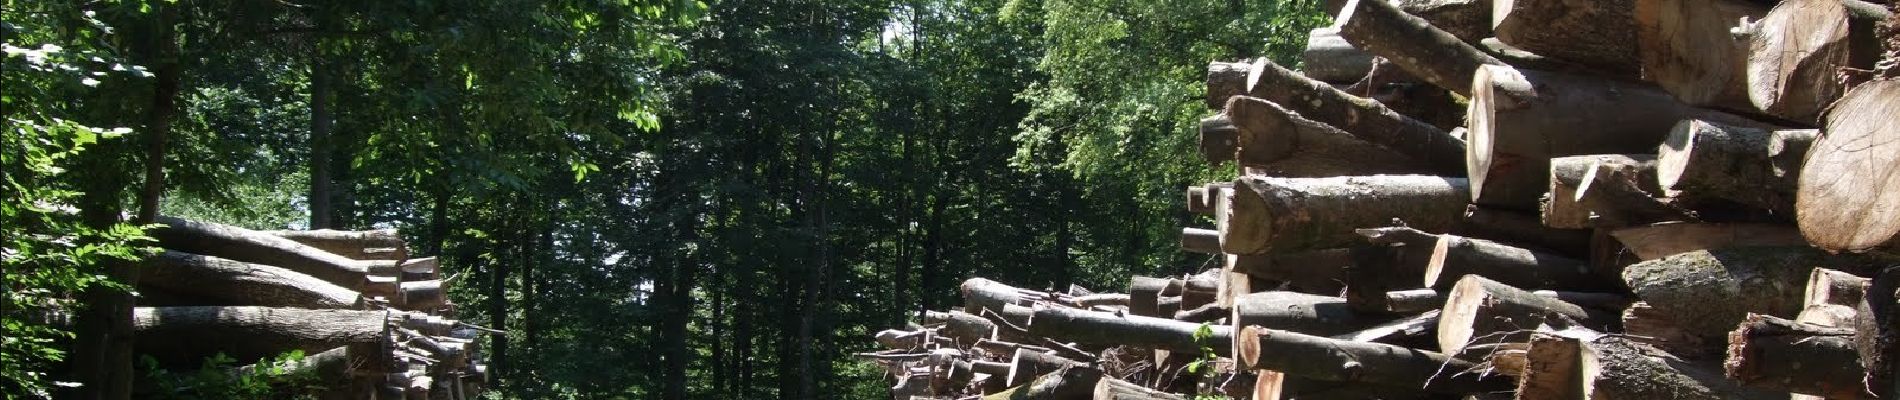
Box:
[135,216,490,399]
[870,0,1900,398]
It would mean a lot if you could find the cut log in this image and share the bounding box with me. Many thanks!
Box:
[1027,307,1233,355]
[1744,0,1892,121]
[1523,331,1776,400]
[1808,268,1871,308]
[1724,314,1867,398]
[1797,79,1900,253]
[1206,61,1253,110]
[1093,377,1185,400]
[133,306,396,367]
[1221,175,1467,254]
[397,279,445,310]
[1634,0,1770,111]
[983,365,1101,400]
[1799,303,1860,328]
[1454,206,1593,257]
[140,251,362,309]
[1128,277,1172,317]
[1183,271,1220,310]
[1423,234,1604,291]
[1657,119,1816,214]
[1574,158,1699,227]
[1231,60,1468,176]
[153,216,376,291]
[926,310,997,343]
[1198,114,1239,164]
[1234,326,1513,394]
[1006,349,1084,387]
[265,228,408,261]
[1623,301,1713,360]
[962,278,1029,315]
[1227,249,1350,295]
[1342,227,1441,313]
[1385,289,1629,314]
[1396,0,1493,42]
[1180,228,1220,255]
[1436,275,1618,355]
[1622,246,1874,340]
[1335,0,1504,96]
[1222,96,1428,175]
[1856,266,1900,397]
[1465,64,1770,210]
[1332,310,1440,346]
[1544,155,1658,229]
[1608,222,1806,261]
[1228,291,1379,343]
[1492,0,1640,74]
[1185,184,1220,214]
[1301,27,1374,83]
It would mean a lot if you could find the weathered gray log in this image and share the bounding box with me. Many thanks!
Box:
[1634,0,1770,110]
[1465,64,1769,210]
[1335,0,1504,96]
[1206,61,1252,110]
[962,278,1030,315]
[1797,79,1900,254]
[1436,275,1618,355]
[140,251,362,309]
[1423,234,1604,291]
[926,310,996,343]
[1725,314,1867,399]
[1492,0,1640,74]
[1222,176,1467,254]
[1027,307,1232,355]
[153,216,376,291]
[1657,119,1816,214]
[1234,326,1513,394]
[1397,0,1493,42]
[1301,27,1373,83]
[1222,60,1467,176]
[264,228,407,261]
[1621,301,1714,359]
[1006,348,1085,387]
[1223,96,1428,175]
[1544,155,1658,229]
[1743,0,1891,121]
[1622,246,1875,340]
[1608,222,1807,261]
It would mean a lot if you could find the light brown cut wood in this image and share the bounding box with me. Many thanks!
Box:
[1223,96,1428,175]
[265,228,408,261]
[1465,64,1769,210]
[1436,275,1617,355]
[1423,234,1604,291]
[1385,289,1628,314]
[1005,349,1084,387]
[982,365,1100,400]
[1302,27,1374,83]
[1797,79,1900,253]
[1856,266,1900,398]
[1807,268,1871,309]
[1335,0,1504,96]
[1798,303,1860,328]
[1724,314,1867,398]
[1230,60,1468,176]
[1744,0,1891,121]
[1092,377,1186,400]
[1574,158,1698,228]
[1221,176,1468,254]
[1635,0,1770,111]
[1234,326,1513,394]
[1621,246,1875,340]
[1544,155,1658,229]
[1493,0,1640,74]
[140,251,362,309]
[1657,119,1815,214]
[1608,222,1807,261]
[1528,331,1776,399]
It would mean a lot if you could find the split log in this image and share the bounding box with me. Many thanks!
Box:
[1227,249,1350,295]
[1856,266,1900,397]
[1222,96,1427,175]
[1185,183,1224,214]
[1574,157,1699,227]
[1335,0,1504,96]
[1608,222,1806,261]
[1797,79,1900,253]
[1544,155,1658,229]
[1519,331,1775,400]
[133,306,394,367]
[1027,307,1232,355]
[1623,301,1713,359]
[1423,234,1603,291]
[1180,228,1220,254]
[140,251,362,309]
[1222,175,1467,254]
[1465,64,1769,210]
[1634,0,1770,111]
[1491,0,1640,74]
[1197,114,1239,164]
[1224,60,1467,176]
[1301,27,1373,83]
[1234,326,1513,394]
[1744,0,1892,121]
[1622,246,1874,340]
[265,228,407,261]
[1436,275,1617,355]
[1657,120,1816,214]
[153,216,381,291]
[1808,268,1871,308]
[1724,314,1867,398]
[982,365,1100,400]
[1453,206,1593,257]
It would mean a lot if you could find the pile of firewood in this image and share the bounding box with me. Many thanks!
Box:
[868,0,1900,398]
[135,216,489,399]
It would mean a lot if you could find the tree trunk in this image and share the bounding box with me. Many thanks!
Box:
[1466,64,1769,210]
[1423,234,1605,291]
[1222,176,1468,254]
[264,229,408,261]
[1797,79,1900,254]
[1215,60,1467,176]
[1608,222,1806,260]
[151,216,375,290]
[132,306,400,367]
[1634,0,1770,110]
[1343,227,1442,313]
[1657,120,1815,214]
[1336,0,1504,96]
[1621,301,1717,360]
[1234,326,1513,394]
[1544,155,1658,229]
[1436,276,1618,355]
[1454,206,1593,257]
[1622,246,1874,340]
[1128,277,1175,318]
[1206,61,1253,110]
[1223,96,1430,175]
[1227,292,1380,348]
[1007,349,1084,387]
[140,251,361,309]
[1725,314,1867,398]
[309,57,335,230]
[1384,288,1628,314]
[962,278,1033,315]
[1396,0,1493,42]
[1180,228,1220,254]
[1574,161,1699,228]
[1520,332,1775,400]
[1744,0,1891,122]
[1301,27,1373,83]
[1027,307,1233,355]
[1228,249,1350,295]
[1492,0,1641,74]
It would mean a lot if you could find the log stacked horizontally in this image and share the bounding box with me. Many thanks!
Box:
[138,216,489,399]
[872,0,1900,398]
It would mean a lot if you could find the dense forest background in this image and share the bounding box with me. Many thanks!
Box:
[2,0,1325,398]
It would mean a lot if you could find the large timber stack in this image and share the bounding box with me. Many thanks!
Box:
[135,216,490,399]
[867,0,1900,398]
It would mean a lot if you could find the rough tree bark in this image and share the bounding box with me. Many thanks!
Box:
[1234,326,1513,394]
[1223,96,1428,175]
[1335,0,1504,96]
[1492,0,1641,74]
[1544,155,1658,229]
[140,251,361,309]
[1027,307,1232,355]
[1436,276,1618,355]
[1622,246,1873,340]
[1211,60,1466,176]
[1301,27,1373,83]
[1222,176,1468,254]
[1724,314,1867,398]
[1608,222,1807,261]
[1657,119,1815,215]
[1423,234,1605,291]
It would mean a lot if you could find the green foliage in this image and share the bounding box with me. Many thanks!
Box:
[139,351,324,400]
